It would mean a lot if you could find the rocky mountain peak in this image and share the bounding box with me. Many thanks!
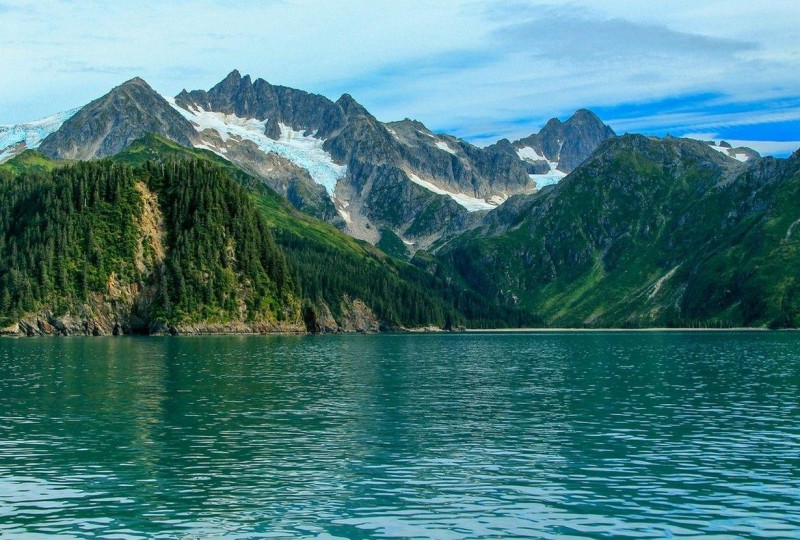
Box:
[567,108,603,124]
[122,76,150,88]
[513,108,616,173]
[38,77,197,161]
[540,117,563,133]
[336,93,371,120]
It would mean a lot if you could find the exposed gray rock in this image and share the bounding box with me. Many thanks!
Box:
[509,108,616,173]
[174,72,535,249]
[39,78,197,160]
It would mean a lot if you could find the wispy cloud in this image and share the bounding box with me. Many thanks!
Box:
[493,8,757,60]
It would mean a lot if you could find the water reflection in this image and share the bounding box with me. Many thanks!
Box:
[0,332,798,538]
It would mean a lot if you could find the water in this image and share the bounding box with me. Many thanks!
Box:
[0,332,798,539]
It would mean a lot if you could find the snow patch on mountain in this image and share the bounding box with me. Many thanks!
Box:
[407,173,501,212]
[168,100,346,195]
[517,145,567,188]
[707,142,752,162]
[0,108,80,162]
[516,146,545,162]
[435,140,458,155]
[529,170,566,188]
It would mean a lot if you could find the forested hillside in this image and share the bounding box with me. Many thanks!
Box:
[0,139,530,335]
[433,136,800,328]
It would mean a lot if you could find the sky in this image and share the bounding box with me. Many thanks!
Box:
[1,0,799,156]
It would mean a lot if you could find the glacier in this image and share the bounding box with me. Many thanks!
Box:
[167,100,346,196]
[517,145,567,188]
[0,109,80,162]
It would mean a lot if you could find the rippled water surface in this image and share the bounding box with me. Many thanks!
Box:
[1,332,799,538]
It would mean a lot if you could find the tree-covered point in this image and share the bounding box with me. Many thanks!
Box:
[0,161,142,325]
[0,158,298,328]
[141,159,298,324]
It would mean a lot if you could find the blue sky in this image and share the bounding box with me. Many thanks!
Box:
[1,0,799,156]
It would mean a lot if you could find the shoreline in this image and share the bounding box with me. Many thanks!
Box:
[461,327,779,333]
[4,326,795,338]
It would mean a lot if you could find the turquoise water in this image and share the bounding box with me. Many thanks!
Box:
[0,332,798,539]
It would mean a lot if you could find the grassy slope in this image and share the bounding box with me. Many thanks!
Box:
[436,138,800,328]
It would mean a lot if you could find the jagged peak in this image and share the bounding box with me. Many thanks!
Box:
[542,117,562,130]
[392,118,429,131]
[209,70,249,94]
[566,108,603,125]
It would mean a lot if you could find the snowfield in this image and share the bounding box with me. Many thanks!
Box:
[435,140,459,155]
[708,142,752,162]
[168,100,347,195]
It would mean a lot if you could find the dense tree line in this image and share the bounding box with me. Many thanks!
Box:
[0,162,142,324]
[141,160,296,323]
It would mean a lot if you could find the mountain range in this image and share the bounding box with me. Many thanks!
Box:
[1,70,796,335]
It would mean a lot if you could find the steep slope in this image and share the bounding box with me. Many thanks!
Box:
[0,137,530,335]
[433,135,800,328]
[0,157,301,335]
[38,78,197,160]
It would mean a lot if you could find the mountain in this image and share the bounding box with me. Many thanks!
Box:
[6,72,616,252]
[490,109,616,188]
[169,71,535,250]
[38,78,197,160]
[431,134,800,328]
[3,71,796,330]
[0,138,527,335]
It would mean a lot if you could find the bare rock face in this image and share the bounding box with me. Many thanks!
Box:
[171,72,538,251]
[339,297,381,333]
[39,78,197,160]
[175,70,347,139]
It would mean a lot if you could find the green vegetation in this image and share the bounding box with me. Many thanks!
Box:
[377,228,409,259]
[0,157,299,329]
[0,150,61,180]
[0,161,142,326]
[141,160,298,325]
[6,132,794,332]
[0,136,530,332]
[436,137,800,328]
